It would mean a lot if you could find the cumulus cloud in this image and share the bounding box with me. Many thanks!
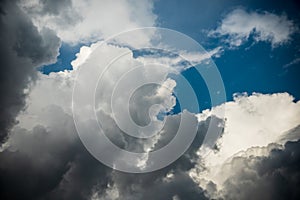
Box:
[7,74,300,199]
[0,0,219,199]
[203,139,300,200]
[190,93,300,199]
[198,93,300,167]
[0,35,219,199]
[210,9,297,47]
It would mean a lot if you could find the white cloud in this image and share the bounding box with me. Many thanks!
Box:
[135,46,223,72]
[19,0,157,44]
[283,57,300,68]
[13,41,181,168]
[190,92,300,198]
[16,71,75,130]
[210,9,297,47]
[71,45,95,70]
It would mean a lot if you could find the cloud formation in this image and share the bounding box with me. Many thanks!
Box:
[0,36,221,199]
[194,139,300,200]
[191,93,300,199]
[210,9,297,47]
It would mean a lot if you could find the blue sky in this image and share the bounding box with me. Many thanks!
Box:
[41,43,82,74]
[154,0,300,104]
[41,0,300,112]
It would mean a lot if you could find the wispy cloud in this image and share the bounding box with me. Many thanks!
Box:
[283,58,300,68]
[210,9,298,48]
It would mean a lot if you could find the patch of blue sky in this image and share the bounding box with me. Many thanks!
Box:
[214,37,300,101]
[154,0,300,102]
[169,67,211,114]
[40,43,83,74]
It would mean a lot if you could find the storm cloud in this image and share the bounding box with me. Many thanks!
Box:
[0,0,60,143]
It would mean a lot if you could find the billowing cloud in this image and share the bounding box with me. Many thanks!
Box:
[0,36,218,199]
[3,39,300,199]
[198,92,300,167]
[210,9,297,47]
[0,0,156,142]
[190,93,300,199]
[192,139,300,200]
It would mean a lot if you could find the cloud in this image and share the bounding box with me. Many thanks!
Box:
[0,0,156,144]
[19,0,157,44]
[210,9,297,48]
[134,46,223,71]
[0,105,111,200]
[190,92,300,199]
[2,39,300,199]
[0,0,60,143]
[1,0,157,144]
[0,37,219,199]
[283,58,300,68]
[39,0,73,15]
[198,92,300,167]
[215,139,300,200]
[0,3,299,197]
[1,1,216,199]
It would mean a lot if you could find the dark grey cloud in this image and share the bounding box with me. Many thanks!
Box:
[0,0,60,143]
[0,105,76,199]
[21,0,81,29]
[40,0,72,15]
[216,139,300,200]
[0,105,110,200]
[108,170,206,200]
[46,142,110,200]
[0,106,215,200]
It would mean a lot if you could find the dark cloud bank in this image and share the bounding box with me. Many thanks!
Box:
[0,0,300,200]
[0,0,60,143]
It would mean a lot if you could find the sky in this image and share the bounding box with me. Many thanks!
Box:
[1,0,300,200]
